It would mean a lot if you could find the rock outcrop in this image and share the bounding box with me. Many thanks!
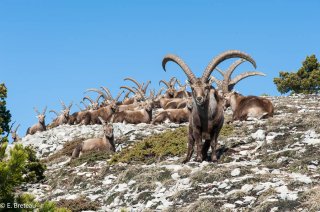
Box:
[13,94,320,211]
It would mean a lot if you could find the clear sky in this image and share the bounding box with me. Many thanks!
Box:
[1,0,319,139]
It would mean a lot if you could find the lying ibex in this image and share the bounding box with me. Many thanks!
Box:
[50,100,73,127]
[72,117,115,158]
[163,50,256,162]
[224,91,274,121]
[159,77,177,98]
[152,100,192,124]
[26,106,47,135]
[11,123,21,142]
[88,99,118,124]
[112,100,153,124]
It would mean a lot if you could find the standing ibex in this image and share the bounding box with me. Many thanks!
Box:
[26,106,47,135]
[224,91,274,121]
[162,50,256,162]
[72,117,115,158]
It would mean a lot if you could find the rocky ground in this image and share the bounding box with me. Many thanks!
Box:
[12,94,320,211]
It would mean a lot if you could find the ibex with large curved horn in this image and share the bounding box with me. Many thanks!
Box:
[26,106,47,135]
[49,100,73,128]
[210,58,265,94]
[163,50,256,163]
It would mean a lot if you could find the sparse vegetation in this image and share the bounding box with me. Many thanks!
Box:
[56,196,100,212]
[110,127,188,164]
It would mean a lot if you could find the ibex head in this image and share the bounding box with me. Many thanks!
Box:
[34,106,47,124]
[60,99,73,119]
[11,123,20,141]
[162,50,256,107]
[98,117,113,139]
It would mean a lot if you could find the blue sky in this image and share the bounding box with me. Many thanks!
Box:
[1,0,319,139]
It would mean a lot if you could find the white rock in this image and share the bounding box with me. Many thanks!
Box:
[251,129,266,141]
[231,168,241,177]
[241,184,254,193]
[171,173,180,180]
[289,173,312,184]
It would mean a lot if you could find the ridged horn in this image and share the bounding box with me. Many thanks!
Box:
[49,110,60,117]
[124,77,142,89]
[120,86,138,95]
[229,71,266,90]
[143,80,151,93]
[159,80,170,88]
[34,107,40,115]
[42,106,47,115]
[83,96,94,105]
[101,86,113,100]
[59,99,67,110]
[115,90,124,102]
[202,50,256,82]
[86,88,109,100]
[162,54,196,83]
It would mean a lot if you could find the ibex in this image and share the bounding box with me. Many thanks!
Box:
[112,100,153,124]
[152,100,192,125]
[26,106,47,135]
[224,91,274,121]
[72,117,115,158]
[162,50,256,162]
[49,100,73,127]
[11,123,21,142]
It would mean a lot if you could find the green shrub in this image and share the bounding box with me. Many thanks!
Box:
[110,127,188,164]
[274,54,320,94]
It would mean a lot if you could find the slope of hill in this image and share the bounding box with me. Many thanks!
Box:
[12,94,320,211]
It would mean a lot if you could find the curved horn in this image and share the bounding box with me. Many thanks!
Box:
[133,87,146,100]
[209,76,223,88]
[215,67,225,76]
[101,86,113,100]
[159,80,170,88]
[229,71,266,90]
[169,77,177,87]
[202,50,257,82]
[162,54,197,83]
[157,87,165,97]
[14,124,20,132]
[80,101,89,110]
[83,96,94,105]
[68,102,73,110]
[120,86,138,95]
[143,80,151,93]
[115,90,124,102]
[225,59,247,82]
[96,94,104,104]
[124,77,142,89]
[176,79,184,87]
[124,90,131,98]
[59,99,67,110]
[86,88,109,100]
[49,110,60,117]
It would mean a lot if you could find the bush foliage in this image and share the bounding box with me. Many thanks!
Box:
[274,54,320,94]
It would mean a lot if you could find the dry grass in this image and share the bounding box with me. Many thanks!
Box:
[302,186,320,211]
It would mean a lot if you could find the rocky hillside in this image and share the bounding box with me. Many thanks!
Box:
[11,94,320,211]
